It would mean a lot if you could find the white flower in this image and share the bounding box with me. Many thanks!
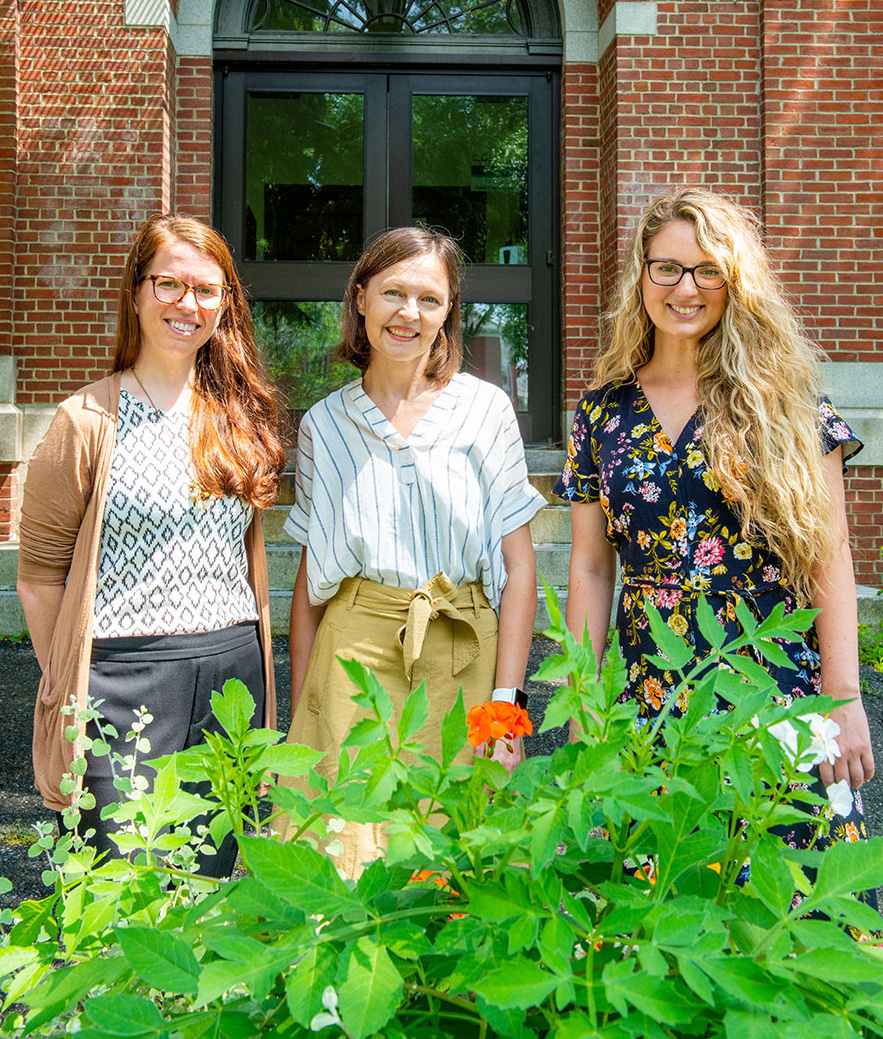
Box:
[800,712,841,768]
[754,713,841,773]
[826,779,853,817]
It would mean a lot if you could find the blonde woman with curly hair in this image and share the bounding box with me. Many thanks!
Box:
[555,188,875,912]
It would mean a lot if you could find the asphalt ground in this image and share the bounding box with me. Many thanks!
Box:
[2,637,882,910]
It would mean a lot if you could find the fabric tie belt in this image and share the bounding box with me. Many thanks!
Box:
[338,572,488,680]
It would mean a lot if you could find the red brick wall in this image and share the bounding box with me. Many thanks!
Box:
[0,0,18,359]
[846,469,883,587]
[760,0,882,361]
[561,65,600,417]
[175,58,213,221]
[13,2,176,404]
[0,463,15,539]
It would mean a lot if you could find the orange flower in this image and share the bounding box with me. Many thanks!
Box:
[466,701,533,747]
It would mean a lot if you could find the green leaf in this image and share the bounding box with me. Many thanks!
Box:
[723,1008,779,1039]
[463,876,536,922]
[695,594,725,650]
[440,687,467,768]
[18,957,128,1032]
[258,742,324,776]
[602,959,698,1024]
[749,839,795,917]
[116,925,199,994]
[698,957,787,1004]
[336,658,393,723]
[238,835,366,920]
[554,1011,603,1038]
[197,945,295,1006]
[643,602,693,672]
[802,835,883,911]
[342,717,387,748]
[210,678,257,739]
[381,921,434,960]
[336,937,403,1039]
[83,994,166,1035]
[397,681,429,747]
[473,957,558,1011]
[286,944,339,1027]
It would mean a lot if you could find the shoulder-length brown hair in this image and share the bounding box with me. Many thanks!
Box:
[338,226,464,382]
[113,213,286,509]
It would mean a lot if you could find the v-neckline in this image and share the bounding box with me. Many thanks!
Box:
[634,380,700,451]
[351,376,456,445]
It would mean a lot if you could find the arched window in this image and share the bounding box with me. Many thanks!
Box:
[214,0,561,442]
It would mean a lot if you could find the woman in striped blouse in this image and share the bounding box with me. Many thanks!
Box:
[281,227,545,876]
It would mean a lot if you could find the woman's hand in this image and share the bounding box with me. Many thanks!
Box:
[475,738,523,777]
[820,696,875,790]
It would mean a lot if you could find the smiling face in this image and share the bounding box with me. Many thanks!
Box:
[133,238,226,371]
[356,251,452,375]
[641,219,728,349]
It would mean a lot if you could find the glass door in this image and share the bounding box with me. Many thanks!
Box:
[217,69,558,441]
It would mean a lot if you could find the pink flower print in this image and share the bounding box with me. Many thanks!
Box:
[604,415,621,433]
[640,482,661,502]
[763,565,781,583]
[830,421,851,441]
[655,588,683,609]
[693,536,725,569]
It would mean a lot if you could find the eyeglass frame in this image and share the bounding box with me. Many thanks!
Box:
[644,259,727,290]
[143,274,230,310]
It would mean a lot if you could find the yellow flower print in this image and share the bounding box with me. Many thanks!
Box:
[637,530,652,549]
[629,662,640,682]
[631,423,650,438]
[844,822,860,843]
[734,543,751,559]
[676,687,692,712]
[654,431,672,453]
[711,564,727,575]
[670,517,688,539]
[589,405,603,422]
[687,449,704,468]
[702,469,721,491]
[668,613,689,637]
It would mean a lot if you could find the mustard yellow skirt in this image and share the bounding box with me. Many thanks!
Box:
[277,572,498,877]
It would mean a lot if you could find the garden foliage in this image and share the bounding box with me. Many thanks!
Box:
[3,588,883,1037]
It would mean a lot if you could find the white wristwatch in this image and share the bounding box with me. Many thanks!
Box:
[491,686,528,709]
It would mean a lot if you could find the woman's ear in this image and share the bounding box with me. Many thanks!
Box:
[356,284,365,315]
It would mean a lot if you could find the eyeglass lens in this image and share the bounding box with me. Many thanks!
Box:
[646,261,725,289]
[151,276,226,310]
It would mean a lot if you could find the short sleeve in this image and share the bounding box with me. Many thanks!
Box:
[553,392,603,503]
[282,413,314,545]
[498,394,546,535]
[818,396,863,469]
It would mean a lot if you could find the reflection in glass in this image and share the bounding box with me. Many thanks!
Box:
[253,301,357,411]
[462,303,528,413]
[251,0,524,34]
[412,95,527,265]
[245,94,364,262]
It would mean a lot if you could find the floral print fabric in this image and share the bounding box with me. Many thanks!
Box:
[555,382,875,931]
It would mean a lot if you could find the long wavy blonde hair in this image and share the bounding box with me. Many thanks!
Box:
[593,187,836,599]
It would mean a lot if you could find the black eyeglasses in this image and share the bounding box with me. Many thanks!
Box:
[645,260,727,290]
[145,275,229,310]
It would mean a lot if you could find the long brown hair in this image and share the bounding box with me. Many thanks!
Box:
[338,226,464,382]
[113,214,286,509]
[594,187,835,600]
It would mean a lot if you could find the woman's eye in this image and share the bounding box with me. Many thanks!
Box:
[422,296,440,306]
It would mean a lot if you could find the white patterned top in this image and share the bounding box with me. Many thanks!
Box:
[92,389,258,637]
[284,373,546,609]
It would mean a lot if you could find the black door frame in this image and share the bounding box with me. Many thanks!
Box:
[215,64,560,443]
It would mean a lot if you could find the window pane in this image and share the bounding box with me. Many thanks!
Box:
[462,302,528,412]
[412,95,528,264]
[245,93,364,262]
[253,301,357,411]
[252,0,523,34]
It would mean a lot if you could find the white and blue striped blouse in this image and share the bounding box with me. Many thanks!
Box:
[284,373,546,609]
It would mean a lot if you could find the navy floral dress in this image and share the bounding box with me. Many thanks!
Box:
[554,381,876,927]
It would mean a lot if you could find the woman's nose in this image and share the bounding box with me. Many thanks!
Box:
[398,296,420,319]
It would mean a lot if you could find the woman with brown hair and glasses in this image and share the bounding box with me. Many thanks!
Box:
[278,226,545,877]
[17,213,286,877]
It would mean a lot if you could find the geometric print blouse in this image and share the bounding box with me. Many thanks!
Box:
[92,389,257,637]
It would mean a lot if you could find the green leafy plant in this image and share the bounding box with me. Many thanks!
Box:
[3,588,883,1037]
[859,621,883,673]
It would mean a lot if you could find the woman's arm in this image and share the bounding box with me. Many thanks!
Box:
[16,581,65,672]
[814,447,874,790]
[565,502,617,663]
[565,501,617,741]
[493,522,537,689]
[288,547,326,717]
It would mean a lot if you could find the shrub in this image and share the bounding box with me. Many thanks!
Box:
[3,589,883,1037]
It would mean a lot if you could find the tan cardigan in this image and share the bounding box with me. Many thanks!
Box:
[18,373,276,811]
